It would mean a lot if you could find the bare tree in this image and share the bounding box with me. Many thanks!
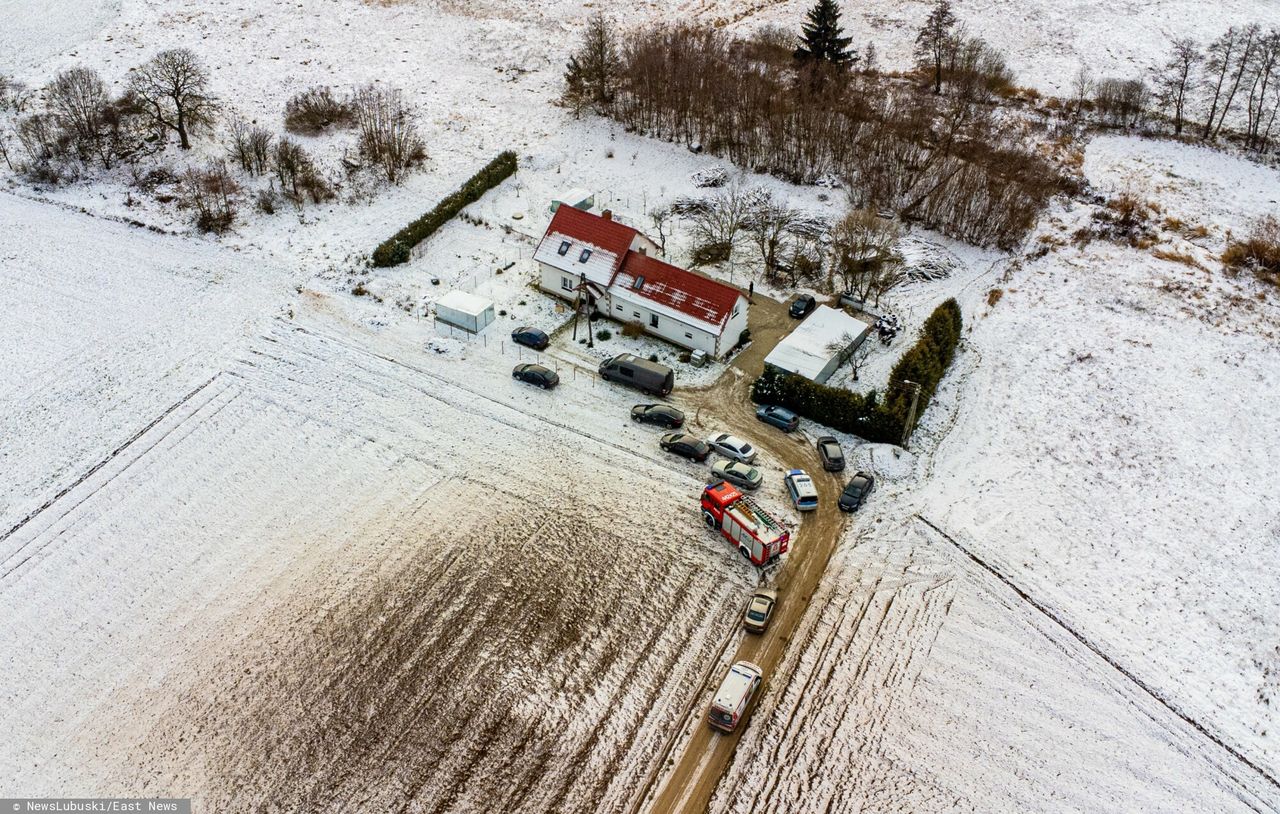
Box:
[226,117,273,175]
[687,183,749,265]
[915,0,958,94]
[827,331,872,380]
[0,128,14,172]
[284,86,353,135]
[46,68,109,163]
[128,48,218,149]
[1211,23,1261,139]
[744,192,800,282]
[648,205,673,256]
[1156,37,1200,135]
[351,84,426,184]
[830,208,903,305]
[1094,78,1149,128]
[181,159,238,233]
[1245,30,1280,149]
[272,137,333,204]
[564,13,620,114]
[1070,64,1094,121]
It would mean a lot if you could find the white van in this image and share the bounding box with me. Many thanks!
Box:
[783,469,819,512]
[708,661,764,733]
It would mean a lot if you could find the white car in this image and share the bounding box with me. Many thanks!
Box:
[783,469,819,511]
[706,432,757,464]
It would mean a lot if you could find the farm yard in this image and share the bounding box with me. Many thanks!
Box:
[3,0,1280,811]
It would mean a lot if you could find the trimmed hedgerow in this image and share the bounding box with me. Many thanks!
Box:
[751,298,963,445]
[371,150,517,267]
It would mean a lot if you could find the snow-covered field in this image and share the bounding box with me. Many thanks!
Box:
[5,0,1280,809]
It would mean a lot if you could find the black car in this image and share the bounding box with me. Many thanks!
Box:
[789,294,816,319]
[660,432,710,462]
[511,327,550,351]
[838,471,875,512]
[816,435,846,472]
[632,403,685,428]
[512,363,559,389]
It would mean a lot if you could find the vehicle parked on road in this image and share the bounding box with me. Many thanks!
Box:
[816,436,845,472]
[701,480,790,565]
[708,661,764,733]
[838,471,875,513]
[755,404,799,433]
[783,469,819,511]
[789,294,816,319]
[599,354,674,396]
[512,363,559,389]
[660,432,710,462]
[631,403,685,428]
[712,460,763,491]
[510,326,549,351]
[742,588,778,634]
[706,433,757,464]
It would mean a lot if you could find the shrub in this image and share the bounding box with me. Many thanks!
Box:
[596,328,613,341]
[284,86,353,135]
[987,288,1003,306]
[751,298,963,445]
[1223,215,1280,287]
[648,353,660,363]
[690,241,731,266]
[371,150,517,267]
[620,320,645,338]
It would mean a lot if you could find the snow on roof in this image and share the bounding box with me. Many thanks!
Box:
[713,662,761,710]
[764,305,870,381]
[533,205,638,288]
[435,289,494,317]
[553,187,593,206]
[614,251,742,332]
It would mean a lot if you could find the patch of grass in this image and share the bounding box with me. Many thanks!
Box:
[987,288,1004,307]
[1152,248,1206,270]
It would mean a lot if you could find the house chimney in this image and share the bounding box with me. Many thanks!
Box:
[602,209,613,220]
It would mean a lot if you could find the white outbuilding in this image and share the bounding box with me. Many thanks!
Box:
[433,290,495,334]
[764,305,871,384]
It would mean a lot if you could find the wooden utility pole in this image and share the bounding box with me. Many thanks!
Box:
[900,380,922,450]
[571,272,594,348]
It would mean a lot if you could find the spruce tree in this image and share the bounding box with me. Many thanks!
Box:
[794,0,855,67]
[915,0,957,94]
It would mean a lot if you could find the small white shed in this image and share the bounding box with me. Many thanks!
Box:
[434,290,495,334]
[548,187,595,213]
[764,305,870,384]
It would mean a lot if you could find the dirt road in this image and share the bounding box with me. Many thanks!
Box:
[639,294,854,814]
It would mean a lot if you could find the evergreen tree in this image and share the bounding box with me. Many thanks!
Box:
[915,0,957,94]
[794,0,855,67]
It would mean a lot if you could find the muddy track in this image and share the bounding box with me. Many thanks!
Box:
[637,294,856,814]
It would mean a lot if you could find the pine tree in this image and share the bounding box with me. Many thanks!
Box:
[794,0,855,67]
[915,0,957,94]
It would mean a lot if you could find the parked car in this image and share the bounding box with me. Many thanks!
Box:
[712,460,764,491]
[512,363,559,389]
[838,471,875,513]
[742,589,778,634]
[708,661,764,733]
[631,403,685,428]
[815,436,846,472]
[510,326,549,351]
[706,433,757,464]
[756,404,800,433]
[783,468,819,511]
[599,353,674,396]
[660,432,710,462]
[789,294,816,319]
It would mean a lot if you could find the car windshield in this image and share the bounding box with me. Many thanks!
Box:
[746,609,767,622]
[823,443,840,456]
[739,443,753,455]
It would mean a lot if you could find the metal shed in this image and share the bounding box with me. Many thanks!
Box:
[434,290,495,334]
[764,305,870,383]
[548,187,595,213]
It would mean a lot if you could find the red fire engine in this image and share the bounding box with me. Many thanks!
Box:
[700,481,790,566]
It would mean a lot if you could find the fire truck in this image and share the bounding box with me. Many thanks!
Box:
[700,481,790,566]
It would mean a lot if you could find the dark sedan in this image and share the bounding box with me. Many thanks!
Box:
[789,294,816,319]
[512,363,559,389]
[816,436,846,472]
[838,471,875,512]
[632,403,685,428]
[660,432,710,462]
[511,327,550,350]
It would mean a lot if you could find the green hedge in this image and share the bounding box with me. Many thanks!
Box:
[751,298,963,445]
[371,150,518,267]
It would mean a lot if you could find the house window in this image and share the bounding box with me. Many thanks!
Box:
[732,305,740,317]
[561,277,572,291]
[633,312,641,319]
[638,246,647,256]
[615,304,623,311]
[557,240,570,256]
[650,314,659,328]
[632,276,645,290]
[579,249,592,263]
[685,332,693,339]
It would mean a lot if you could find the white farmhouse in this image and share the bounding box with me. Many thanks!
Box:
[534,206,749,359]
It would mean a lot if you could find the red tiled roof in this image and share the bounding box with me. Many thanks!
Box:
[616,251,742,328]
[540,205,639,276]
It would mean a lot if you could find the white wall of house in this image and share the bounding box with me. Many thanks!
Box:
[716,295,749,356]
[540,262,578,302]
[605,292,720,356]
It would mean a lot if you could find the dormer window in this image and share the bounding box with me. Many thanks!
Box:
[579,249,592,263]
[557,240,570,256]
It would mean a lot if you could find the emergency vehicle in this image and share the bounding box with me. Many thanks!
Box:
[708,660,764,733]
[700,481,790,566]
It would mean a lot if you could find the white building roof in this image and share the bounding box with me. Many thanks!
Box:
[434,289,494,317]
[533,231,621,289]
[764,305,870,381]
